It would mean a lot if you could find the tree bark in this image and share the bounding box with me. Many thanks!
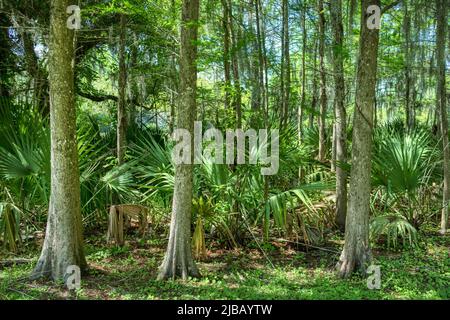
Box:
[436,0,448,234]
[403,0,414,130]
[337,0,380,278]
[331,0,348,231]
[259,0,270,123]
[310,40,318,130]
[0,13,13,102]
[280,0,290,128]
[318,0,327,162]
[117,14,127,165]
[22,32,50,117]
[31,0,86,281]
[299,4,307,141]
[222,0,242,129]
[158,0,201,280]
[221,0,232,110]
[348,0,357,36]
[254,0,266,121]
[229,0,242,129]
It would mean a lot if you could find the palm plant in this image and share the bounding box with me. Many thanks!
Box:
[370,125,440,248]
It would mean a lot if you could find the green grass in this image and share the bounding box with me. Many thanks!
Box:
[0,234,448,300]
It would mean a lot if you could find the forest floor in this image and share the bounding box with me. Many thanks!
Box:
[0,230,449,300]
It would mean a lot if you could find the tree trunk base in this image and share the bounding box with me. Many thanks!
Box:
[157,252,200,281]
[30,201,87,281]
[336,246,371,279]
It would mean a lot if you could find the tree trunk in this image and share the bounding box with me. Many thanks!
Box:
[169,0,179,133]
[31,0,86,281]
[299,4,307,141]
[318,0,327,162]
[280,0,290,128]
[249,3,261,114]
[226,0,242,128]
[117,14,127,165]
[348,0,356,36]
[436,0,448,234]
[130,32,139,129]
[22,32,50,117]
[254,0,266,121]
[337,0,380,278]
[0,13,12,102]
[259,0,270,123]
[158,0,201,280]
[331,0,348,231]
[403,0,413,130]
[222,0,232,110]
[310,41,318,130]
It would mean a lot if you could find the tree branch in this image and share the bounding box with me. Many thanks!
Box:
[382,0,402,15]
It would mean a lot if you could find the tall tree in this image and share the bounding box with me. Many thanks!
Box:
[280,0,291,128]
[117,13,127,165]
[330,0,347,231]
[318,0,327,162]
[227,0,242,128]
[310,40,318,129]
[436,0,448,234]
[158,0,201,280]
[0,13,13,103]
[221,0,232,111]
[298,3,307,141]
[32,0,86,280]
[403,0,414,129]
[21,31,50,116]
[337,0,380,278]
[254,0,267,120]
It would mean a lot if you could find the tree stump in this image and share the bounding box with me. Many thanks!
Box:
[107,205,149,246]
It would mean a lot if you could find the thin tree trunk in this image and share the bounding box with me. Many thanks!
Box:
[310,40,318,130]
[337,0,380,278]
[331,0,348,231]
[348,0,356,36]
[436,0,448,234]
[130,32,139,129]
[249,3,261,114]
[318,0,327,162]
[255,0,266,120]
[117,14,127,166]
[227,0,242,128]
[299,4,307,141]
[169,0,179,133]
[22,32,49,116]
[403,0,413,130]
[280,0,290,128]
[31,0,86,281]
[158,0,201,280]
[260,0,269,122]
[0,12,12,102]
[222,0,232,110]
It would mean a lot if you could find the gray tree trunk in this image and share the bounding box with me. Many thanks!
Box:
[331,0,348,231]
[403,0,414,130]
[117,14,127,165]
[158,0,201,280]
[227,0,242,128]
[280,0,290,128]
[221,0,232,110]
[299,4,307,141]
[254,0,266,120]
[318,0,327,162]
[310,41,318,130]
[31,0,86,281]
[436,0,448,234]
[337,0,380,278]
